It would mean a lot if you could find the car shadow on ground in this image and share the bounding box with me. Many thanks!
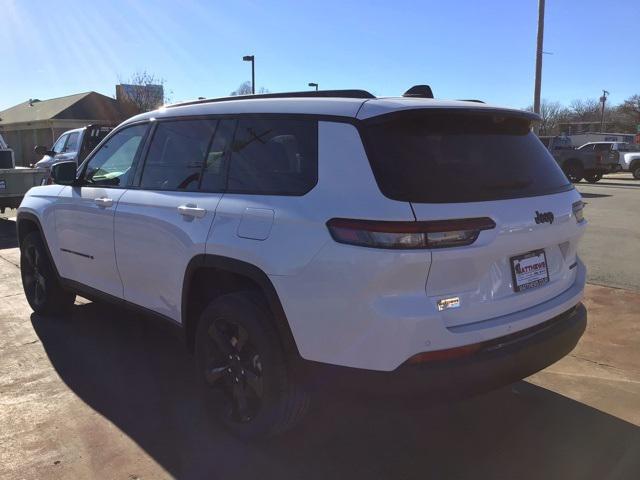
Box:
[579,192,612,198]
[0,218,18,250]
[32,303,640,480]
[579,181,640,189]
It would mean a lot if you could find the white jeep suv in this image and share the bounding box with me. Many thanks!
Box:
[17,88,587,438]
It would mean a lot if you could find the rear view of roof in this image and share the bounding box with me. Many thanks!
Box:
[125,89,538,125]
[129,97,370,124]
[0,92,123,126]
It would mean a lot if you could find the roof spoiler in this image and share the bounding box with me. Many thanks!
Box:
[402,85,434,99]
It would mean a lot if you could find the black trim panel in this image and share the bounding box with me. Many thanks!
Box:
[60,248,94,260]
[61,278,184,335]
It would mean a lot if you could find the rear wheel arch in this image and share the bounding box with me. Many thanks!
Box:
[182,255,299,359]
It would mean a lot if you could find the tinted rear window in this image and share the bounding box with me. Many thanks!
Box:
[227,117,318,195]
[363,111,572,203]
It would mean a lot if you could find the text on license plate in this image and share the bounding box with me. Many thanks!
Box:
[510,249,549,292]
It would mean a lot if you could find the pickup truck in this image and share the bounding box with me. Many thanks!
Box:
[34,124,114,171]
[0,133,15,169]
[0,133,48,213]
[552,142,620,183]
[577,142,640,179]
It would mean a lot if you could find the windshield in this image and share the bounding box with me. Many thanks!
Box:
[363,110,572,203]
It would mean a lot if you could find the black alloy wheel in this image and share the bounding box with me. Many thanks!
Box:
[203,317,264,423]
[195,292,309,439]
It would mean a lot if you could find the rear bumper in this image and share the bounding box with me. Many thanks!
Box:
[298,303,586,400]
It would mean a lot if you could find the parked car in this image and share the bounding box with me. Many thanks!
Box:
[0,133,48,213]
[552,141,620,183]
[539,135,573,153]
[34,124,114,171]
[576,142,640,179]
[17,88,587,439]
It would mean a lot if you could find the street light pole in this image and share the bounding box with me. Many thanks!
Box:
[308,82,318,91]
[242,55,255,94]
[600,90,609,132]
[533,0,545,123]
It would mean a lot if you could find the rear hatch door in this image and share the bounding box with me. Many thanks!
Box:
[362,108,584,328]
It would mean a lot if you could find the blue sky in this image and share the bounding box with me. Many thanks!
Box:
[1,0,639,111]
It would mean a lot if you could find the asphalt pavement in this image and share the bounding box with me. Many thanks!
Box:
[576,173,640,291]
[1,174,639,479]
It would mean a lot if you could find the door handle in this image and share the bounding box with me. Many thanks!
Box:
[94,197,113,208]
[178,204,206,218]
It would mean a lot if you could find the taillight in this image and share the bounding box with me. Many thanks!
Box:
[572,200,585,223]
[326,217,496,249]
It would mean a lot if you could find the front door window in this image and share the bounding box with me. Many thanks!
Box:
[84,124,148,187]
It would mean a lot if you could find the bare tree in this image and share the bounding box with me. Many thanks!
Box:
[230,81,252,96]
[229,81,269,96]
[617,94,640,132]
[117,71,170,114]
[527,99,569,135]
[568,99,602,122]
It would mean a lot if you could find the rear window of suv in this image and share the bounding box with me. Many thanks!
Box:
[362,110,572,203]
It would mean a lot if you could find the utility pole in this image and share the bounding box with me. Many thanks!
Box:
[600,90,609,132]
[533,0,545,123]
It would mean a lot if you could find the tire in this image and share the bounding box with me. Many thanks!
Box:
[584,172,603,183]
[563,161,584,183]
[195,291,309,439]
[633,164,640,180]
[20,231,75,315]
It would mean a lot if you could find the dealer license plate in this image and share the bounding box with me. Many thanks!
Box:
[510,249,549,292]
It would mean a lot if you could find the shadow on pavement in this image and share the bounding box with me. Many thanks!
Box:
[579,181,640,189]
[0,218,18,250]
[32,302,640,480]
[580,192,612,199]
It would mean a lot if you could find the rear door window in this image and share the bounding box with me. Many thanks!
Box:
[227,117,318,195]
[594,143,612,152]
[140,119,218,191]
[200,119,236,192]
[363,110,572,203]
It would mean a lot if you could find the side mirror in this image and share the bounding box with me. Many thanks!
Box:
[34,145,56,156]
[50,161,78,186]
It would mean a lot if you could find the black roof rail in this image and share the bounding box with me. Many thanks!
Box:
[166,89,375,109]
[457,99,485,103]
